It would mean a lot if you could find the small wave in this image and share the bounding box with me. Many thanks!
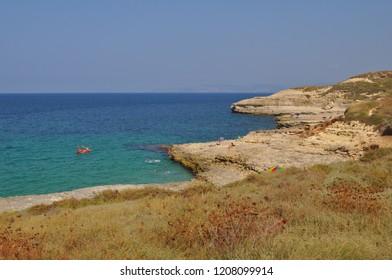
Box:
[154,170,172,175]
[145,159,161,163]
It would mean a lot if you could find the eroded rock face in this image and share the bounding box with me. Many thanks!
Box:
[231,87,348,127]
[169,121,389,186]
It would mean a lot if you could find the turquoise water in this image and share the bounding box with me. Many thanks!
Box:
[0,93,276,197]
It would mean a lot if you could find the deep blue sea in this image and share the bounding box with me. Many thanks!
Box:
[0,93,276,198]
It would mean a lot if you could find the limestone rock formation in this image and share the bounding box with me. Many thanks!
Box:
[170,71,392,186]
[231,71,392,128]
[169,121,390,186]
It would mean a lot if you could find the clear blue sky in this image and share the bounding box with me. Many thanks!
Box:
[1,0,391,93]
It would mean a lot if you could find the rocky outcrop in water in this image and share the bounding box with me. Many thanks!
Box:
[231,71,392,128]
[231,87,347,128]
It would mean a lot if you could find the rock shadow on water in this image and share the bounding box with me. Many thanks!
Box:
[123,144,169,154]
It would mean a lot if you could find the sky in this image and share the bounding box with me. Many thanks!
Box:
[0,0,391,93]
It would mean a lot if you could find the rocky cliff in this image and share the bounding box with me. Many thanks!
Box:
[170,71,392,186]
[231,71,392,128]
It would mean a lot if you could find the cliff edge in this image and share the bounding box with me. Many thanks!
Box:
[170,71,392,186]
[231,70,392,128]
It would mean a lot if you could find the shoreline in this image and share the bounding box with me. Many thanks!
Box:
[0,180,200,213]
[2,117,390,213]
[3,71,392,213]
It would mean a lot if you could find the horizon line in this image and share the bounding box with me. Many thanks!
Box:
[0,91,276,95]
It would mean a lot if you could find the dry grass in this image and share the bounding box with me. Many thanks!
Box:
[326,71,392,100]
[345,97,392,133]
[1,149,392,260]
[293,85,329,92]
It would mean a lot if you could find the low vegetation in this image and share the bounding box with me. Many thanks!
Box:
[1,148,392,260]
[326,71,392,100]
[293,85,328,92]
[313,70,392,133]
[345,97,392,134]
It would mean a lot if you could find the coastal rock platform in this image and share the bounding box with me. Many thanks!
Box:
[169,120,390,186]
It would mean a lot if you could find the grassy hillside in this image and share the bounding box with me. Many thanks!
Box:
[329,70,392,99]
[294,70,392,100]
[332,71,392,133]
[1,148,392,260]
[345,97,392,132]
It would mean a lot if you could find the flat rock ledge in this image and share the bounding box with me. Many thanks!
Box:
[169,120,391,186]
[231,88,349,128]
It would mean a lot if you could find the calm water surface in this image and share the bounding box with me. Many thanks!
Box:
[0,93,276,197]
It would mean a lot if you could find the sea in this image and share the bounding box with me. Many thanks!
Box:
[0,93,276,198]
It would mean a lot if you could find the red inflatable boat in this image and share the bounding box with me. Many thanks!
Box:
[76,148,91,154]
